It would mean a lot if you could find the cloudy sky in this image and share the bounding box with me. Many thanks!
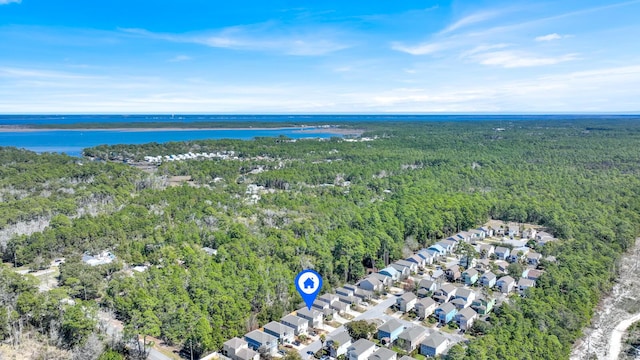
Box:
[1,0,639,113]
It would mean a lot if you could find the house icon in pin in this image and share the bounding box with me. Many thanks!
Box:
[303,277,315,289]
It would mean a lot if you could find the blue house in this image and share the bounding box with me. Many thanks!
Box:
[462,268,479,285]
[420,333,448,357]
[434,303,457,325]
[379,267,400,281]
[377,319,404,343]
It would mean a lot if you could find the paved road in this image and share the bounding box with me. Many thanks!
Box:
[608,312,640,360]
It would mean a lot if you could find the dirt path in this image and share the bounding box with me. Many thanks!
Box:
[570,237,640,360]
[608,312,640,360]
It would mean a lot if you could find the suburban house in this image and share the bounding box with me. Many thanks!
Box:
[336,287,355,298]
[332,300,349,313]
[312,299,333,316]
[397,292,417,312]
[397,327,428,352]
[358,276,383,292]
[353,288,373,301]
[518,278,536,295]
[508,246,530,263]
[418,279,438,294]
[223,337,258,360]
[347,339,376,360]
[526,252,543,266]
[479,272,497,288]
[426,244,446,257]
[368,347,397,360]
[445,265,462,282]
[338,295,361,306]
[522,228,537,239]
[439,240,457,253]
[377,319,404,343]
[433,284,457,303]
[496,226,506,236]
[379,267,400,281]
[406,254,425,267]
[326,330,352,357]
[395,260,418,273]
[297,307,323,328]
[471,297,496,315]
[508,224,520,238]
[525,269,544,281]
[244,330,278,355]
[420,333,449,357]
[280,314,308,336]
[263,321,295,344]
[478,226,494,237]
[451,288,475,309]
[494,260,509,274]
[479,244,495,259]
[496,276,516,293]
[535,231,557,246]
[469,229,485,240]
[370,273,393,287]
[415,297,437,319]
[462,268,479,285]
[494,247,511,260]
[430,269,445,281]
[389,263,411,280]
[399,356,418,360]
[434,303,458,324]
[455,307,478,331]
[319,293,339,305]
[416,250,434,265]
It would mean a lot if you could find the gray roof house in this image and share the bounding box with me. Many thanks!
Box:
[235,348,259,360]
[326,330,352,357]
[455,307,478,330]
[223,337,250,360]
[397,292,417,312]
[263,321,295,344]
[420,333,449,357]
[244,330,278,355]
[397,326,428,352]
[368,347,397,360]
[390,263,410,280]
[358,276,383,292]
[347,339,376,360]
[280,314,308,336]
[415,297,437,319]
[336,287,355,297]
[496,275,516,293]
[494,246,510,260]
[297,307,323,328]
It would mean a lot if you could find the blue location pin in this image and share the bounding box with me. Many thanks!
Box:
[295,269,323,310]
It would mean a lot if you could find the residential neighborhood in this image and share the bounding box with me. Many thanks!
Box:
[218,220,555,359]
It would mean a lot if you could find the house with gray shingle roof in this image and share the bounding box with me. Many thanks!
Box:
[244,330,278,355]
[455,307,478,330]
[369,347,397,360]
[420,333,448,357]
[347,339,376,360]
[415,297,437,319]
[280,314,308,336]
[397,292,417,312]
[263,321,295,344]
[378,319,404,343]
[326,330,352,357]
[397,326,428,352]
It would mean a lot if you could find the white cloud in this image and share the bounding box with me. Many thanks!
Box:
[168,55,191,62]
[460,43,510,57]
[391,41,449,55]
[535,33,563,41]
[441,11,501,34]
[472,51,578,68]
[121,24,349,56]
[0,0,21,5]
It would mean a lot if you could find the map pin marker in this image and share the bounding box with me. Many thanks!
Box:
[295,269,323,310]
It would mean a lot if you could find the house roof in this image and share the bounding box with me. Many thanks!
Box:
[495,246,510,254]
[396,259,416,268]
[336,287,353,295]
[328,330,352,346]
[428,244,445,252]
[416,297,436,308]
[456,307,477,320]
[399,356,418,360]
[236,348,258,360]
[481,271,496,280]
[344,283,358,291]
[390,263,409,273]
[380,266,399,277]
[245,330,277,345]
[512,246,530,254]
[441,239,457,247]
[369,347,396,360]
[378,319,403,333]
[455,288,474,299]
[360,276,382,287]
[418,279,436,289]
[463,268,478,277]
[527,269,543,279]
[320,293,339,302]
[527,252,542,260]
[297,307,321,318]
[399,292,417,302]
[480,244,494,251]
[349,339,376,356]
[417,250,432,259]
[518,278,536,287]
[497,275,515,285]
[421,333,447,349]
[440,284,457,294]
[281,314,307,327]
[331,301,349,311]
[407,254,423,263]
[450,298,467,307]
[431,269,444,279]
[264,321,292,336]
[436,302,457,314]
[224,337,247,350]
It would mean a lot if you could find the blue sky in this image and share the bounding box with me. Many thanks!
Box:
[1,0,639,113]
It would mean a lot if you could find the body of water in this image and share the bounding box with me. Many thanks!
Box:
[0,128,335,157]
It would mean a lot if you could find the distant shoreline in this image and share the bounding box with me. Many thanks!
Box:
[0,125,364,136]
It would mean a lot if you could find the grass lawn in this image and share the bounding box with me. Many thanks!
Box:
[413,354,427,360]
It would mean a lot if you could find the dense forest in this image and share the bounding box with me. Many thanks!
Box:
[1,119,640,359]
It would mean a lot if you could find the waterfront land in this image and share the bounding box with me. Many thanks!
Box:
[1,119,640,359]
